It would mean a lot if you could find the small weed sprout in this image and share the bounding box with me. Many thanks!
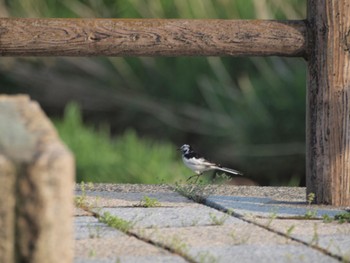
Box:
[173,174,226,203]
[87,182,94,191]
[169,235,190,257]
[307,192,315,205]
[191,218,200,226]
[173,181,210,203]
[284,253,306,262]
[310,223,319,245]
[75,181,97,210]
[75,181,88,208]
[196,251,219,263]
[266,209,277,227]
[88,249,96,258]
[88,223,101,239]
[99,212,134,233]
[93,196,102,214]
[298,254,306,262]
[334,211,350,223]
[322,214,333,223]
[325,238,343,256]
[284,253,293,262]
[135,196,161,208]
[149,231,198,263]
[229,230,237,242]
[229,229,250,245]
[226,208,234,216]
[343,251,350,263]
[286,225,295,237]
[304,209,318,219]
[209,212,228,226]
[304,193,318,219]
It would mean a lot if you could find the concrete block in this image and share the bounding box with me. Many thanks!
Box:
[206,195,345,218]
[136,226,338,263]
[79,190,200,208]
[97,206,242,228]
[0,155,16,263]
[0,95,75,263]
[255,218,350,259]
[74,216,187,263]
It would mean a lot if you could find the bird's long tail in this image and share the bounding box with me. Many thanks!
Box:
[215,166,243,176]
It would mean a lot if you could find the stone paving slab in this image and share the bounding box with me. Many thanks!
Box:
[254,218,350,259]
[78,190,198,208]
[198,186,307,201]
[132,224,338,263]
[74,216,187,263]
[206,195,345,218]
[203,185,348,218]
[74,184,349,263]
[203,187,350,261]
[96,206,242,228]
[79,184,174,193]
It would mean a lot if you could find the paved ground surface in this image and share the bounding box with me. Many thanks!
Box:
[74,184,350,263]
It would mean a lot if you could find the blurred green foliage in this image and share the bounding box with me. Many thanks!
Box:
[54,103,189,183]
[0,0,307,185]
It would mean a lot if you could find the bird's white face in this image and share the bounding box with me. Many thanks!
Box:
[180,144,191,154]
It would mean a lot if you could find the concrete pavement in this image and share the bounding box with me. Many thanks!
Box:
[74,184,350,263]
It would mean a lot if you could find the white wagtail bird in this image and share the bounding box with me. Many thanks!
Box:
[179,144,243,183]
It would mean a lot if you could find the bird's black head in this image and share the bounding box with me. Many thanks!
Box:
[179,144,191,154]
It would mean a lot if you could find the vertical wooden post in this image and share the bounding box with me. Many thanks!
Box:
[307,0,350,206]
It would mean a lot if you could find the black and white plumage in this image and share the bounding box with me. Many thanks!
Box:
[179,144,242,182]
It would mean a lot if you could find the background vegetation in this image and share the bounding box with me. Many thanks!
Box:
[0,0,307,185]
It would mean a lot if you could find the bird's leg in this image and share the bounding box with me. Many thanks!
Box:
[188,173,202,193]
[210,170,217,183]
[186,172,202,184]
[186,174,198,182]
[193,174,201,184]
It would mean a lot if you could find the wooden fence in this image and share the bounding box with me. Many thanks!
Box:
[0,0,348,206]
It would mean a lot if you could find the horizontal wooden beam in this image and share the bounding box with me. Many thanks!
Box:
[0,18,306,57]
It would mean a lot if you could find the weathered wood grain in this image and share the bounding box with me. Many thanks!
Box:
[306,0,350,206]
[0,18,306,57]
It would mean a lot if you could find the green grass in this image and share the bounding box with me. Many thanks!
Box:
[334,212,350,223]
[2,0,307,186]
[98,211,134,233]
[134,196,161,208]
[209,212,229,226]
[54,103,189,183]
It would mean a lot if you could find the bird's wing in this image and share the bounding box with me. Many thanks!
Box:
[187,157,216,167]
